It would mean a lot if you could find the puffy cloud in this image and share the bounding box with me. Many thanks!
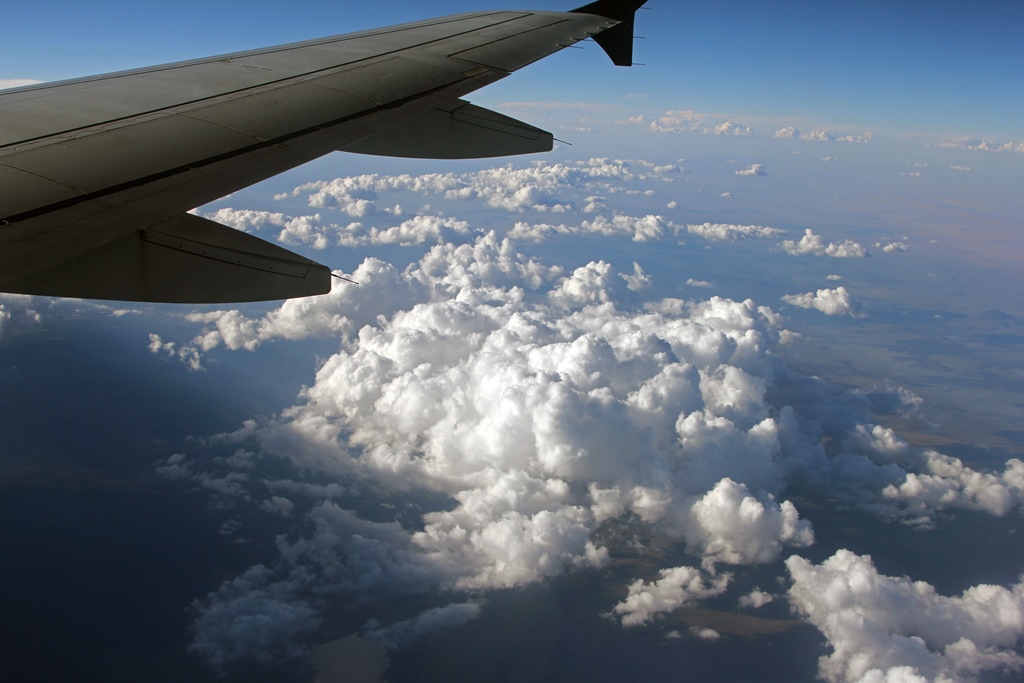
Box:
[364,603,482,649]
[166,221,1024,667]
[782,286,864,317]
[690,626,722,640]
[612,566,731,626]
[802,129,836,142]
[547,261,629,308]
[148,333,203,371]
[939,138,1024,154]
[738,588,775,608]
[639,110,756,138]
[580,214,668,242]
[684,222,783,241]
[284,159,678,216]
[621,262,653,292]
[714,121,754,136]
[788,550,1024,683]
[775,128,871,143]
[735,164,767,177]
[154,453,253,506]
[838,133,872,144]
[276,214,334,249]
[166,232,558,357]
[182,248,824,653]
[583,195,606,213]
[188,565,322,668]
[195,273,813,572]
[898,387,924,411]
[848,424,911,460]
[876,241,909,253]
[279,213,471,249]
[882,451,1024,521]
[355,215,472,247]
[202,207,473,249]
[0,294,41,337]
[781,229,867,258]
[203,208,288,233]
[260,496,295,517]
[508,214,669,243]
[646,110,707,134]
[685,479,814,568]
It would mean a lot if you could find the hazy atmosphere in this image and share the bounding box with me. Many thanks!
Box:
[2,2,1023,682]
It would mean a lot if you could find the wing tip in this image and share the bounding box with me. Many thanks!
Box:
[569,0,647,22]
[569,1,647,67]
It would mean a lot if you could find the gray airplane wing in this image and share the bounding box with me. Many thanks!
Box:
[0,1,645,303]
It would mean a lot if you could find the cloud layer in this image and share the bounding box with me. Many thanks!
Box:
[154,227,1024,669]
[140,159,1024,673]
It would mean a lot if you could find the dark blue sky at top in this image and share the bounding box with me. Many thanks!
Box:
[2,0,1022,138]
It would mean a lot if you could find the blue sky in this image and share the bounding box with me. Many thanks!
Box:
[3,0,1022,139]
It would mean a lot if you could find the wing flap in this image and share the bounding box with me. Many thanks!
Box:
[0,212,332,303]
[342,101,552,159]
[0,163,83,220]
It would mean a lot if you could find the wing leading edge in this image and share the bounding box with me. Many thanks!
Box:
[0,2,646,303]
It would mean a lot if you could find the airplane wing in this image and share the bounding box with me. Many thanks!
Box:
[0,1,645,303]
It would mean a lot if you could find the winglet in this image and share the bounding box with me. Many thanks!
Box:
[570,0,647,67]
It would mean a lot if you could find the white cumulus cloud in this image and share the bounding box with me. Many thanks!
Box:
[882,450,1024,522]
[782,286,864,317]
[781,229,867,258]
[0,294,41,337]
[788,550,1024,683]
[738,588,775,608]
[774,128,871,143]
[714,121,754,137]
[939,138,1024,154]
[284,159,677,217]
[684,223,783,241]
[735,164,767,177]
[161,217,1024,668]
[612,566,731,626]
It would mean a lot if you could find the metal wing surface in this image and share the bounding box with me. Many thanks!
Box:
[0,2,645,303]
